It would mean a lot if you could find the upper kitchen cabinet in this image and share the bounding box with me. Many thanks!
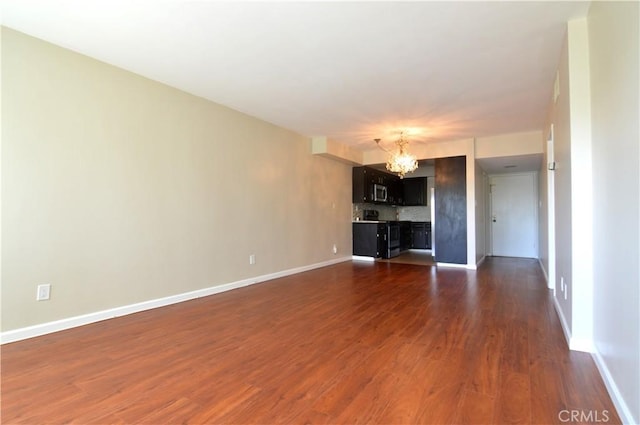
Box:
[402,177,428,206]
[387,177,404,206]
[352,166,400,204]
[352,166,375,203]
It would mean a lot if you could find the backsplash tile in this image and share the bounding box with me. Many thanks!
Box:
[353,203,431,222]
[352,203,398,221]
[398,206,431,221]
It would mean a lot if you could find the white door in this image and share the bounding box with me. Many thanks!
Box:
[490,173,537,258]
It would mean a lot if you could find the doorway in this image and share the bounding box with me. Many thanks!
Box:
[490,173,538,258]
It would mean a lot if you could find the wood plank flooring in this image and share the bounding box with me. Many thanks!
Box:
[1,257,621,424]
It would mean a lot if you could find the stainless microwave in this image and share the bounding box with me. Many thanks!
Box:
[373,184,387,202]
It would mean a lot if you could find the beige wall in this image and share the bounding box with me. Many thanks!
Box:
[546,27,574,335]
[362,137,474,166]
[474,161,488,263]
[547,18,594,349]
[475,130,542,159]
[545,17,595,349]
[1,28,352,332]
[588,2,639,423]
[311,136,363,165]
[567,18,594,347]
[539,5,639,422]
[538,124,552,288]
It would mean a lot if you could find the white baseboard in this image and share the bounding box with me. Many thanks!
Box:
[352,255,375,262]
[476,255,487,268]
[436,262,476,270]
[552,296,593,353]
[569,338,594,353]
[538,258,549,283]
[1,256,352,344]
[553,295,572,350]
[592,348,637,425]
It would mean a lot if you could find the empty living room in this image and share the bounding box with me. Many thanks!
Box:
[2,1,638,424]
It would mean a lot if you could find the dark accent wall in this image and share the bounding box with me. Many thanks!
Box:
[435,156,467,264]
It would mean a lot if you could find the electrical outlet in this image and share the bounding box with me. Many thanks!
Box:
[332,244,338,254]
[560,276,564,291]
[37,284,51,301]
[249,254,256,265]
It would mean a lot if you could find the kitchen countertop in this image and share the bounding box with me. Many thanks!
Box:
[353,220,387,223]
[353,220,431,224]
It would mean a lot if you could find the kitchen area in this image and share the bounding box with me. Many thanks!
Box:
[352,162,435,266]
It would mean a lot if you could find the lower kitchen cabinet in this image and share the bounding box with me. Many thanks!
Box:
[353,222,387,258]
[399,221,411,251]
[411,222,432,249]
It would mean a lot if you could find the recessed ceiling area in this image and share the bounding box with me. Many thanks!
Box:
[1,1,590,153]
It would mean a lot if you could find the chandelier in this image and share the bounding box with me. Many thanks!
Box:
[375,132,419,179]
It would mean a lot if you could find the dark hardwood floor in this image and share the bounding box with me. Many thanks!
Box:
[1,257,620,424]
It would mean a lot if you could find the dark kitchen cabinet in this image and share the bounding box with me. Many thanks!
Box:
[352,167,376,203]
[352,166,400,205]
[403,177,428,206]
[426,222,432,249]
[353,222,387,258]
[399,221,412,251]
[387,178,403,205]
[411,221,431,249]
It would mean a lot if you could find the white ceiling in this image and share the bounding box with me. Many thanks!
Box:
[2,1,589,153]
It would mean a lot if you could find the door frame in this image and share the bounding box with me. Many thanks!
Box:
[546,125,556,290]
[488,171,539,258]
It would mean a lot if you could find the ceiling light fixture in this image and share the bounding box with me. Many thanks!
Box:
[374,132,419,179]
